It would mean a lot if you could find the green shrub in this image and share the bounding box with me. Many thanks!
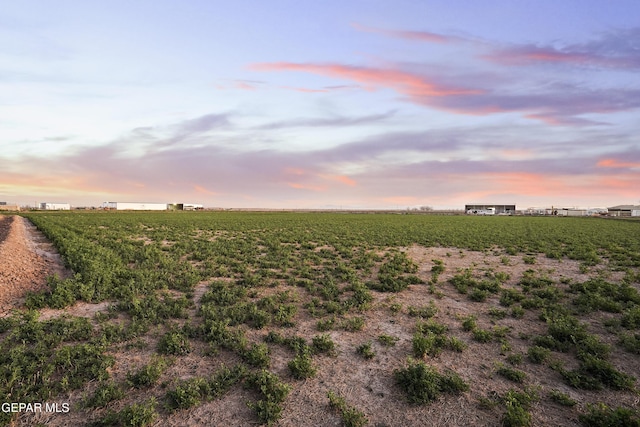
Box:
[356,342,375,359]
[497,365,527,383]
[157,331,191,356]
[394,360,468,404]
[327,391,368,427]
[579,403,640,427]
[377,334,399,347]
[167,365,246,410]
[413,332,446,358]
[342,316,365,332]
[243,343,271,368]
[312,334,336,355]
[167,377,207,410]
[619,333,640,354]
[95,399,157,427]
[408,302,438,318]
[288,350,316,379]
[469,288,489,302]
[548,390,576,407]
[126,357,167,389]
[84,381,124,408]
[246,369,291,425]
[461,315,477,331]
[503,399,531,427]
[472,329,493,343]
[500,289,525,307]
[506,354,523,366]
[527,346,551,364]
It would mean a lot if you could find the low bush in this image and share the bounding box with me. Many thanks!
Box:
[356,342,375,359]
[548,390,576,407]
[394,360,468,404]
[126,357,167,389]
[84,381,125,408]
[579,403,640,427]
[497,365,527,383]
[157,330,191,356]
[327,391,368,427]
[377,334,399,347]
[246,369,291,425]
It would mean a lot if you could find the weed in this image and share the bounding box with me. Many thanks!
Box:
[548,390,576,407]
[407,301,438,318]
[342,316,365,332]
[356,342,376,359]
[94,398,157,427]
[157,330,191,356]
[506,354,523,366]
[126,357,167,389]
[377,334,399,347]
[327,391,368,427]
[243,343,271,368]
[527,346,551,364]
[619,332,640,354]
[288,350,316,379]
[496,365,527,383]
[472,329,493,343]
[394,360,468,404]
[579,403,640,427]
[461,315,477,331]
[312,334,337,355]
[246,369,291,425]
[84,381,124,408]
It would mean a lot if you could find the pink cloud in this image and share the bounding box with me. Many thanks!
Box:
[351,23,456,44]
[323,175,357,186]
[251,62,481,98]
[483,47,592,66]
[280,86,329,93]
[194,184,217,195]
[287,182,326,192]
[235,81,258,91]
[597,158,640,169]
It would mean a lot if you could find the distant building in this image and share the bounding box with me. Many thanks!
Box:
[0,203,20,211]
[465,204,515,215]
[40,203,70,210]
[557,208,588,217]
[101,202,168,211]
[178,203,204,211]
[608,205,640,217]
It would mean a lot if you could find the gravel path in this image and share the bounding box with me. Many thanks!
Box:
[0,215,67,315]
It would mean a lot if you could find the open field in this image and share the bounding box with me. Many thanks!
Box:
[1,212,640,426]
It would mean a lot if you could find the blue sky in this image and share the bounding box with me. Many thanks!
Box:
[1,0,639,208]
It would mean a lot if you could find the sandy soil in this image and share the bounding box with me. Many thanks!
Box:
[0,215,70,315]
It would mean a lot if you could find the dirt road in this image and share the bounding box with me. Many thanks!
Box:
[0,215,68,315]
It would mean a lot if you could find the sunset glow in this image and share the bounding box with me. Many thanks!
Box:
[1,1,639,209]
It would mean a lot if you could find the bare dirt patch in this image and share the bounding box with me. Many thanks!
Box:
[0,216,71,315]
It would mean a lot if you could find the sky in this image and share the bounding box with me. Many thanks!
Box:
[1,0,639,209]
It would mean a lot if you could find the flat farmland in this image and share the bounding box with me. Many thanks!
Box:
[2,212,640,426]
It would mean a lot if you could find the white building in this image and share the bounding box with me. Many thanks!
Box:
[101,202,168,211]
[40,203,70,210]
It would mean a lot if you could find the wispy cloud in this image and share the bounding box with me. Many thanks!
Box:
[253,110,396,130]
[351,23,460,44]
[252,62,480,97]
[483,28,640,69]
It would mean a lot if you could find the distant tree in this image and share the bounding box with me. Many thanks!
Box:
[419,206,434,211]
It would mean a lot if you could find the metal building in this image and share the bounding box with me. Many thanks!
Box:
[40,203,71,210]
[101,202,168,211]
[465,204,516,215]
[607,205,640,217]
